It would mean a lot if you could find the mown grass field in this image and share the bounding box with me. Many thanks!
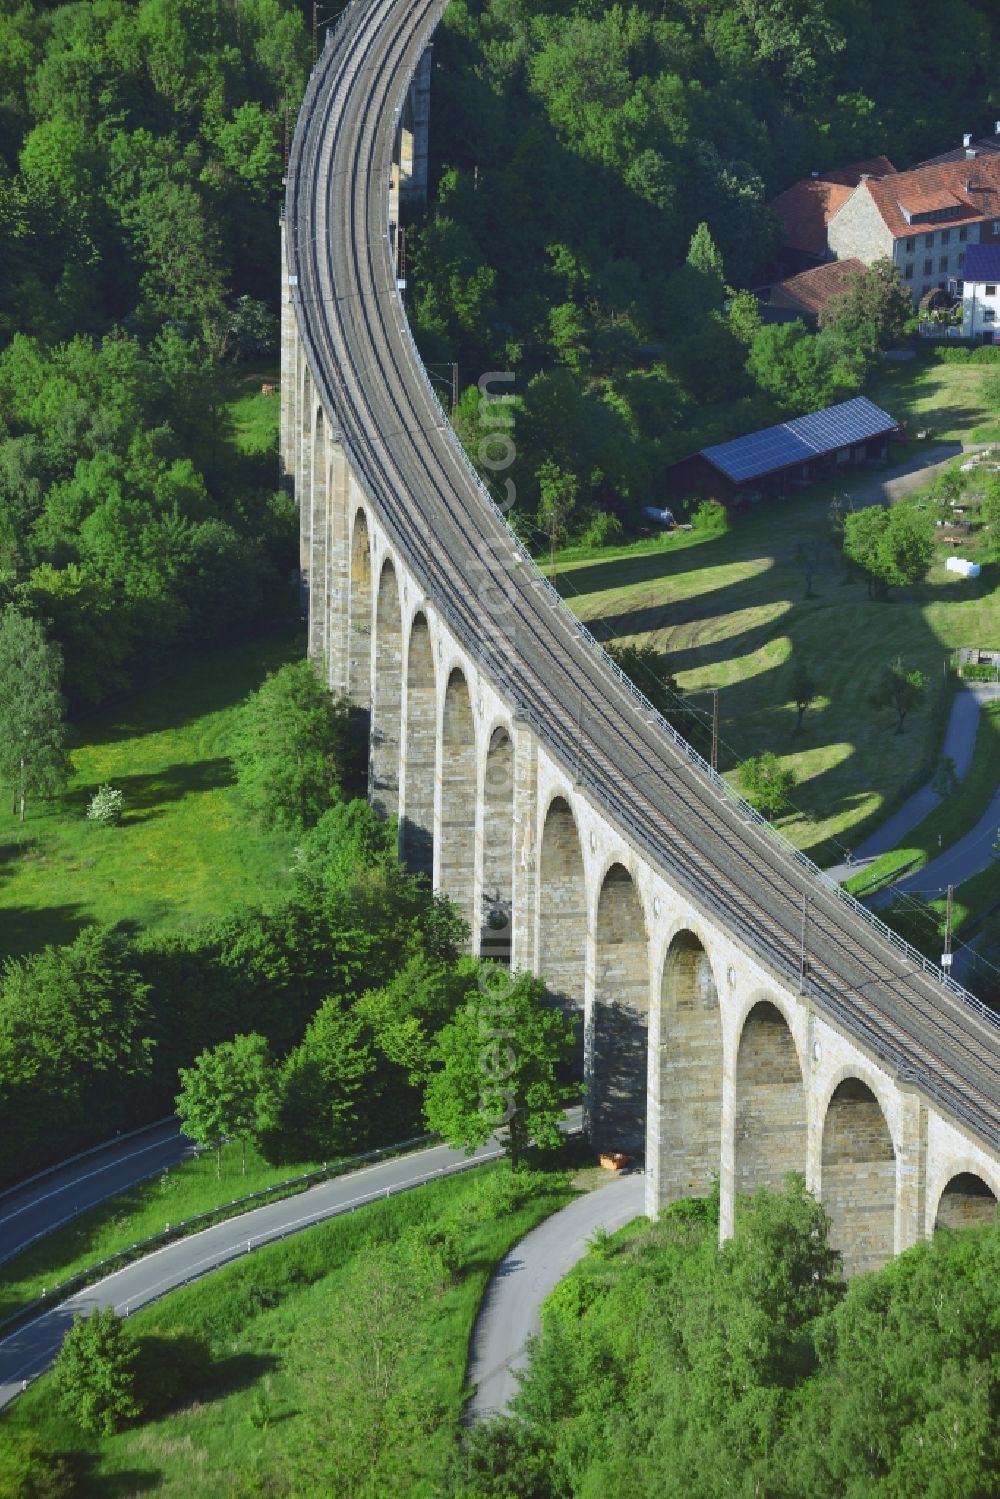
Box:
[3,1164,578,1497]
[869,350,1000,443]
[0,1142,326,1323]
[550,357,1000,866]
[0,626,304,958]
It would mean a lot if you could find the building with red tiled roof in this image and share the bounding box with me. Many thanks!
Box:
[769,158,896,265]
[827,143,1000,306]
[766,258,867,324]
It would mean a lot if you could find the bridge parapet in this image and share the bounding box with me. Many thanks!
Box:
[283,0,1000,1274]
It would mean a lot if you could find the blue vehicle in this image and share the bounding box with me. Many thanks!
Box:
[643,505,675,528]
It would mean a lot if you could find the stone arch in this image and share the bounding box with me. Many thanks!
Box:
[298,366,314,615]
[371,556,402,819]
[401,611,435,877]
[934,1172,998,1233]
[734,999,807,1198]
[309,405,328,661]
[655,930,723,1200]
[821,1077,896,1276]
[593,862,649,1152]
[538,794,587,1074]
[348,508,372,712]
[480,723,514,964]
[438,666,476,939]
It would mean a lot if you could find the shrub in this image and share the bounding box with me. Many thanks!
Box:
[54,1308,143,1435]
[0,1432,75,1499]
[962,662,1000,681]
[691,497,729,534]
[86,784,124,826]
[580,510,623,547]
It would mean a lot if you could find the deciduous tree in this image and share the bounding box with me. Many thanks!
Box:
[0,607,69,821]
[737,751,796,820]
[789,664,818,732]
[820,256,912,352]
[870,657,925,732]
[54,1308,143,1436]
[423,969,579,1168]
[175,1032,272,1175]
[231,658,354,833]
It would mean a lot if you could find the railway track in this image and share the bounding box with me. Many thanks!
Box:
[287,0,1000,1151]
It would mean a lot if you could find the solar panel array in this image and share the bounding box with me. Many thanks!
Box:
[700,397,897,484]
[962,243,1000,282]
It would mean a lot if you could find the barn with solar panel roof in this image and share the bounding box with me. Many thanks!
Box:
[666,396,900,507]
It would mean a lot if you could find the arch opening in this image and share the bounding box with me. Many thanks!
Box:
[934,1172,998,1233]
[538,796,586,1077]
[480,726,514,964]
[593,863,649,1153]
[821,1077,895,1276]
[371,557,402,819]
[401,612,435,877]
[309,406,328,661]
[298,367,313,617]
[438,667,476,941]
[656,931,722,1201]
[348,509,372,714]
[734,1000,806,1198]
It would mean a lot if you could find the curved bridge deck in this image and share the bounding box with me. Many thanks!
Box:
[285,0,1000,1169]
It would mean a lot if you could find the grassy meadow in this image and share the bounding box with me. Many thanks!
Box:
[0,369,298,960]
[869,350,1000,443]
[549,356,1000,866]
[2,1163,579,1497]
[0,626,304,959]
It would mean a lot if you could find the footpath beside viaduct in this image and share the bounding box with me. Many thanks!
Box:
[281,0,1000,1276]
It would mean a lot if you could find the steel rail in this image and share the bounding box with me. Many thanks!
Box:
[286,0,1000,1152]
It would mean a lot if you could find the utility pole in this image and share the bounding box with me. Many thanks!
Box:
[710,688,720,773]
[451,360,459,413]
[942,884,954,974]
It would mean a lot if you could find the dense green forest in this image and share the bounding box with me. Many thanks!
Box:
[0,797,481,1184]
[411,0,1000,536]
[455,1183,1000,1498]
[0,0,308,705]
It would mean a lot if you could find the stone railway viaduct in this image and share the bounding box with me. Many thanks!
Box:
[281,0,1000,1276]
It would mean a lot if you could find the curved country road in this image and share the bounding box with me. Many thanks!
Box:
[0,1136,510,1410]
[0,1122,191,1267]
[465,1173,646,1422]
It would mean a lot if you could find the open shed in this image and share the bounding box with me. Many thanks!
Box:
[667,396,900,506]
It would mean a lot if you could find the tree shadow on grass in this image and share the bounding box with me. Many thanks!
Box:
[0,902,91,958]
[83,1466,162,1497]
[207,1349,280,1399]
[72,623,306,750]
[69,759,236,822]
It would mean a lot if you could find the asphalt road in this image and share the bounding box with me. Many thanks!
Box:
[0,1122,191,1267]
[286,0,1000,1156]
[0,1136,507,1409]
[465,1173,646,1421]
